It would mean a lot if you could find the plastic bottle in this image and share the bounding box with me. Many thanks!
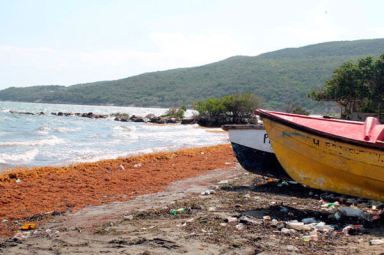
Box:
[170,208,186,215]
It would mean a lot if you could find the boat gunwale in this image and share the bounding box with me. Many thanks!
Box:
[257,109,384,151]
[222,124,265,131]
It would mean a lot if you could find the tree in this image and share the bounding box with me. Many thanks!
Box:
[194,92,261,126]
[309,54,384,118]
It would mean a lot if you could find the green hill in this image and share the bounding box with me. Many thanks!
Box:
[1,38,384,112]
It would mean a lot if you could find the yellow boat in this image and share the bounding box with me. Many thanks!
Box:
[257,109,384,201]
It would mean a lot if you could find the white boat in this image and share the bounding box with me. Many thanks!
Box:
[223,124,291,180]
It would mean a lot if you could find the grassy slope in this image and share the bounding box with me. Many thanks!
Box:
[1,38,383,112]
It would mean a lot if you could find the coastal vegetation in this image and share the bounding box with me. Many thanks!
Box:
[310,54,384,118]
[194,92,261,126]
[0,39,384,112]
[162,106,187,119]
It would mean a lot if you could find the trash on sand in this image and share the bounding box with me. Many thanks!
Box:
[208,207,216,212]
[333,211,342,220]
[118,164,125,171]
[369,239,384,245]
[342,224,365,235]
[321,201,340,208]
[286,221,312,231]
[16,178,22,183]
[235,223,245,230]
[302,233,318,242]
[338,207,366,218]
[170,208,190,215]
[271,219,279,226]
[301,217,317,224]
[281,228,291,235]
[226,216,238,223]
[201,189,215,195]
[220,223,228,227]
[1,219,8,223]
[277,181,289,187]
[123,215,134,221]
[133,163,143,168]
[262,215,271,221]
[218,180,229,185]
[20,222,37,231]
[314,222,334,232]
[239,216,262,225]
[13,231,31,240]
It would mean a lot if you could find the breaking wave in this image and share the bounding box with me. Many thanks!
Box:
[0,136,64,147]
[0,149,39,164]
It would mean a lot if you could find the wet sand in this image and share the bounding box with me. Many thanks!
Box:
[0,144,236,237]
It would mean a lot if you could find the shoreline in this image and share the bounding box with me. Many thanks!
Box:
[0,144,236,237]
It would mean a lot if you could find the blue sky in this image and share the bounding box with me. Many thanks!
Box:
[0,0,383,89]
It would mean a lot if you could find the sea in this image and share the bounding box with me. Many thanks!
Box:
[0,101,229,171]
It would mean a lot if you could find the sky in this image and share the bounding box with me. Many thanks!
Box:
[0,0,383,89]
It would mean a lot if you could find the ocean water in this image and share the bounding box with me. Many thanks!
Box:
[0,101,229,171]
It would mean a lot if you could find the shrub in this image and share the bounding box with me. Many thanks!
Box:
[194,92,261,126]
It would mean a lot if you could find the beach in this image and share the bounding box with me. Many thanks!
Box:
[0,144,235,237]
[0,144,383,254]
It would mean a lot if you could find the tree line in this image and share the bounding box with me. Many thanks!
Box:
[309,54,384,119]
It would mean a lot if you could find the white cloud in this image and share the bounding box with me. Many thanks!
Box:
[0,33,243,88]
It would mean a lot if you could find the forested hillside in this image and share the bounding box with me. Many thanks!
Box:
[1,39,383,112]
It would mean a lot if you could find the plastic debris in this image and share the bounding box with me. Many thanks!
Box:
[226,216,238,223]
[301,217,317,224]
[314,222,334,232]
[286,221,312,231]
[16,178,22,183]
[281,228,291,235]
[208,207,216,212]
[218,180,229,185]
[123,215,134,220]
[169,208,190,215]
[13,231,31,240]
[201,189,215,195]
[338,207,366,218]
[118,164,125,171]
[369,239,384,245]
[235,223,245,230]
[262,215,271,223]
[271,219,279,226]
[342,224,365,235]
[133,163,142,168]
[277,181,289,187]
[239,216,262,225]
[20,222,37,231]
[321,201,340,208]
[302,233,318,242]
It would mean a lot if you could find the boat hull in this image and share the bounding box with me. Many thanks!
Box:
[230,142,291,180]
[262,118,384,201]
[224,125,291,180]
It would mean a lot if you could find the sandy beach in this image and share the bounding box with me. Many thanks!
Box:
[0,144,236,237]
[1,145,384,254]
